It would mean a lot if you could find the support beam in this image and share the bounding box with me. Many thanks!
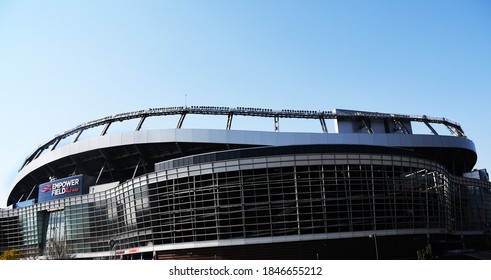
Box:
[26,184,37,201]
[274,116,280,132]
[33,148,44,160]
[95,162,106,185]
[132,158,142,179]
[445,124,464,137]
[73,129,84,143]
[134,145,150,174]
[175,142,183,155]
[20,159,31,170]
[101,122,112,136]
[393,120,409,134]
[424,121,439,135]
[226,112,234,130]
[69,155,88,176]
[361,119,374,133]
[319,117,328,133]
[177,113,187,129]
[50,137,61,151]
[44,163,57,179]
[447,125,456,136]
[135,116,146,131]
[98,150,116,182]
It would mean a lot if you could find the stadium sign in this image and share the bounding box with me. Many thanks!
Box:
[38,175,84,202]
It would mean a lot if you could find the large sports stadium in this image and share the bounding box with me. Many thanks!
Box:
[1,106,490,259]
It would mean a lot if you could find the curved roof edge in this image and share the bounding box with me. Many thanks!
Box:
[20,106,467,173]
[10,128,476,197]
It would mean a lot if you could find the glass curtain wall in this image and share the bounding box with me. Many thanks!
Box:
[2,152,491,258]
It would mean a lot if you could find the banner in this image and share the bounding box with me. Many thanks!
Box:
[38,175,84,202]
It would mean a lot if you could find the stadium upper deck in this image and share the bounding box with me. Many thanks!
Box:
[7,106,475,207]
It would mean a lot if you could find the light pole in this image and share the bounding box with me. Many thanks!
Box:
[108,239,118,260]
[369,234,379,260]
[147,241,155,260]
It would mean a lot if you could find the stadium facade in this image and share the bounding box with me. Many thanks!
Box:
[1,106,490,260]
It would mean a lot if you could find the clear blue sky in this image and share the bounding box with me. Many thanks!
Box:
[0,0,490,206]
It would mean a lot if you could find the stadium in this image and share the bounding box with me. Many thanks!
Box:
[1,106,490,260]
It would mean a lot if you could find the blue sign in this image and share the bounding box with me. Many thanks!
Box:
[38,175,84,202]
[13,199,36,209]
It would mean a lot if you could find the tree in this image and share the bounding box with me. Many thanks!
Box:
[44,239,74,260]
[0,249,22,260]
[417,244,433,260]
